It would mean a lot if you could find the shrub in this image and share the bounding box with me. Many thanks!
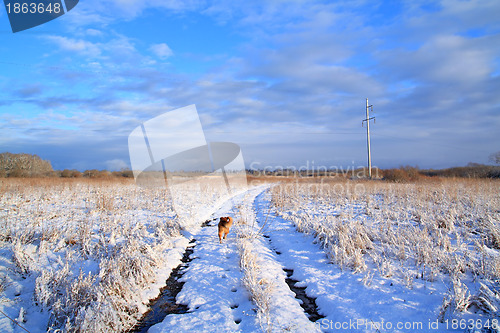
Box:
[383,166,421,182]
[112,169,134,178]
[61,169,82,178]
[0,152,53,177]
[383,168,410,183]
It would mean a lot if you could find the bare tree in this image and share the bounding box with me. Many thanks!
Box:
[0,152,53,177]
[489,151,500,165]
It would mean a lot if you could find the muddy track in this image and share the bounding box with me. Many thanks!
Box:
[283,268,325,322]
[132,217,221,332]
[263,233,325,323]
[131,238,197,332]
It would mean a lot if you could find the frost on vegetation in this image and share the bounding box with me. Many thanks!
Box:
[237,239,274,333]
[438,278,500,322]
[233,196,269,240]
[470,282,500,315]
[0,179,193,332]
[232,197,276,332]
[479,216,500,250]
[12,240,34,276]
[35,265,99,331]
[0,178,242,331]
[31,235,165,332]
[271,179,500,322]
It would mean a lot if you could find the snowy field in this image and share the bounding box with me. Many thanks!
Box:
[0,177,499,332]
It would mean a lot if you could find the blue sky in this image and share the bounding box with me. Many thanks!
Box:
[0,0,499,171]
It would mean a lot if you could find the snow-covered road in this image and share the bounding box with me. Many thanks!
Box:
[149,186,320,333]
[3,181,489,333]
[149,189,261,333]
[150,186,464,333]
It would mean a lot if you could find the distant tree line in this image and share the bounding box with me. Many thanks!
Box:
[420,163,500,179]
[2,151,500,180]
[382,163,500,182]
[0,152,134,178]
[58,169,134,178]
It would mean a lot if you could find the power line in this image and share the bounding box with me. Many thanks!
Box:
[211,131,365,134]
[0,309,30,333]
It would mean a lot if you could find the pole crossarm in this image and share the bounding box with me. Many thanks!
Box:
[362,116,375,125]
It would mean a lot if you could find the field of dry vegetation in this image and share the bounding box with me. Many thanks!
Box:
[0,178,185,332]
[270,177,500,321]
[0,176,499,332]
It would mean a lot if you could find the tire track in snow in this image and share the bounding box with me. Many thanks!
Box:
[254,189,450,333]
[282,267,325,322]
[147,188,264,333]
[132,240,195,332]
[236,189,321,333]
[148,186,322,332]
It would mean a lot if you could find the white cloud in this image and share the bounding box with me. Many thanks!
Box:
[105,159,129,170]
[43,33,152,69]
[379,34,495,87]
[85,28,103,37]
[44,36,102,58]
[149,43,174,59]
[4,0,499,170]
[77,0,203,20]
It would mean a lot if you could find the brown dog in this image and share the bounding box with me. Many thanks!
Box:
[218,216,233,243]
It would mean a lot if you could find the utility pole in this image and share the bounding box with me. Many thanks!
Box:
[362,98,375,179]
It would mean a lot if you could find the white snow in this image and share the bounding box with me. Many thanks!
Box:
[1,178,498,333]
[254,190,450,332]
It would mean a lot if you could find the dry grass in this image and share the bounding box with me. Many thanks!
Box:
[270,177,500,320]
[234,196,275,333]
[0,176,243,332]
[0,178,181,332]
[237,238,274,333]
